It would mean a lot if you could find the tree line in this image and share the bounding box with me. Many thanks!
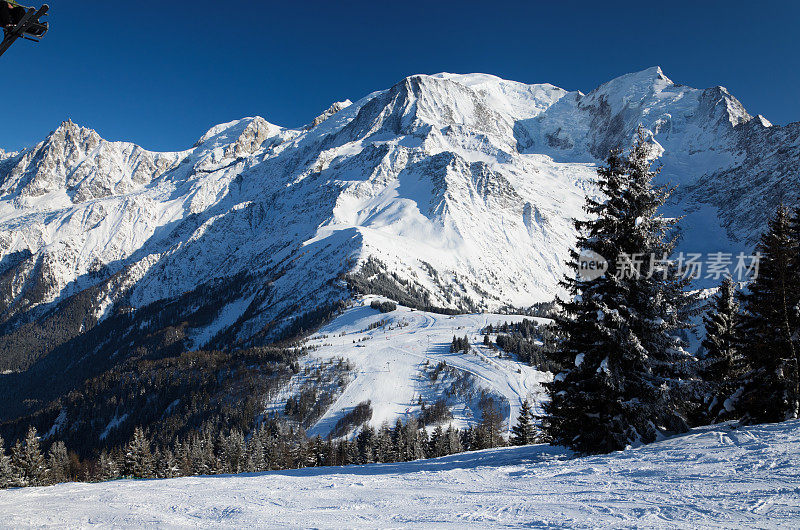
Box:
[0,397,540,486]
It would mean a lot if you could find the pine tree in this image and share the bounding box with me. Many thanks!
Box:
[47,441,70,485]
[190,431,218,475]
[0,435,14,489]
[543,130,696,454]
[244,436,265,472]
[123,427,154,478]
[391,418,406,461]
[375,423,392,463]
[429,425,446,457]
[356,425,375,465]
[155,448,178,479]
[789,205,800,357]
[442,425,460,455]
[510,399,538,446]
[220,429,246,474]
[174,440,191,476]
[477,397,505,449]
[700,277,745,421]
[11,427,47,486]
[738,205,800,423]
[403,418,425,461]
[97,449,119,481]
[293,438,317,469]
[311,436,327,467]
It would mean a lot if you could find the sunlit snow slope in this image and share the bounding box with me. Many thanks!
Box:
[278,298,550,438]
[3,420,799,527]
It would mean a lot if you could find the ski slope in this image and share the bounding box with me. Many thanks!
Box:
[3,421,799,527]
[290,299,551,437]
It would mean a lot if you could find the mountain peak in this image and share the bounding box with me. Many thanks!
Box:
[642,65,669,81]
[307,100,352,130]
[589,66,673,99]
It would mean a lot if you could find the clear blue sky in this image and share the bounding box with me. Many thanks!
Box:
[2,0,798,152]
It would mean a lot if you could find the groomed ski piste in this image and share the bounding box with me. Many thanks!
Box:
[276,298,551,439]
[2,421,799,527]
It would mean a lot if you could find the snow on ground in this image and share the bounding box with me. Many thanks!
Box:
[3,420,800,527]
[291,299,551,438]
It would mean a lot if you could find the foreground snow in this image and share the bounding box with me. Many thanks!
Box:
[3,421,800,528]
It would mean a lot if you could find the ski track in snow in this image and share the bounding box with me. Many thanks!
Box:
[2,421,800,528]
[296,300,551,438]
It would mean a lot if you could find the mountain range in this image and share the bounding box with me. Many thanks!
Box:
[0,66,797,427]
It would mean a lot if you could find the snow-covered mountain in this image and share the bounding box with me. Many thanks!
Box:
[0,66,797,374]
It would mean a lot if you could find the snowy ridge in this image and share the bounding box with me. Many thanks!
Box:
[3,420,799,527]
[0,67,797,355]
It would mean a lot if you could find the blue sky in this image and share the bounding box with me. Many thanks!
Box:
[1,0,798,152]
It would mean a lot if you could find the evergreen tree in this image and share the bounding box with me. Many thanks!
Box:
[429,425,446,457]
[543,130,696,454]
[47,441,70,485]
[174,440,191,477]
[219,429,246,474]
[155,448,178,479]
[97,450,119,481]
[293,438,317,469]
[0,435,14,489]
[310,436,327,467]
[788,205,800,356]
[356,425,375,464]
[391,418,406,461]
[375,423,393,463]
[244,436,265,472]
[510,399,538,446]
[450,335,470,353]
[11,427,47,486]
[190,431,217,475]
[700,277,745,421]
[738,205,800,423]
[123,427,154,478]
[446,425,463,455]
[477,397,505,449]
[403,418,425,461]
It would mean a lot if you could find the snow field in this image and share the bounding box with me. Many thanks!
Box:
[2,421,799,527]
[292,299,551,438]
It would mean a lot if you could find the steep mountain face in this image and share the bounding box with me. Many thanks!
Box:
[0,67,797,421]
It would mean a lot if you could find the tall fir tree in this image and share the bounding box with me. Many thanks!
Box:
[47,441,70,485]
[699,277,745,422]
[510,399,538,446]
[11,427,47,487]
[446,425,463,455]
[96,449,119,481]
[789,205,800,348]
[738,204,800,423]
[477,397,505,449]
[0,435,14,489]
[428,425,444,457]
[123,427,155,478]
[543,130,696,454]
